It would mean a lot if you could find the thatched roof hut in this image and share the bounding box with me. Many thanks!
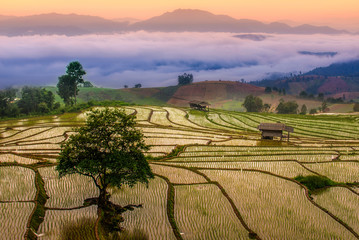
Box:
[189,100,210,111]
[258,123,294,141]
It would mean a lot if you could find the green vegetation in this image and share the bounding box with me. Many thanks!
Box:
[276,99,298,114]
[300,104,307,115]
[0,88,18,117]
[177,73,193,85]
[294,175,337,192]
[57,61,86,106]
[243,95,263,112]
[18,87,58,114]
[1,87,60,118]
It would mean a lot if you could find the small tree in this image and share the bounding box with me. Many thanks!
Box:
[178,73,193,85]
[57,108,154,231]
[134,83,142,88]
[243,95,263,112]
[300,104,307,115]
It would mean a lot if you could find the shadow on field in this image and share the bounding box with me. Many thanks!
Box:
[60,217,96,240]
[60,217,148,240]
[109,229,149,240]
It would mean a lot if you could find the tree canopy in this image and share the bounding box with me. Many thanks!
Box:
[178,73,193,85]
[243,95,263,112]
[300,104,307,115]
[57,61,86,105]
[17,87,56,114]
[0,88,18,118]
[56,108,153,231]
[276,99,298,114]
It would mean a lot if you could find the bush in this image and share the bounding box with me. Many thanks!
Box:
[294,175,336,191]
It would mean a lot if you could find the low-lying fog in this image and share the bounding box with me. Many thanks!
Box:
[0,32,358,88]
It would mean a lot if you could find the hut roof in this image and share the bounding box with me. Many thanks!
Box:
[258,123,294,132]
[189,100,210,106]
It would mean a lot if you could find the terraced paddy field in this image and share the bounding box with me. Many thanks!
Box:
[0,106,359,239]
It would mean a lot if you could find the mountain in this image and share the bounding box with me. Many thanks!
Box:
[254,60,359,96]
[0,10,349,36]
[0,13,128,36]
[131,9,347,34]
[305,60,359,76]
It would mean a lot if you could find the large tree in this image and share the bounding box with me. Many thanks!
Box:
[57,74,76,106]
[243,95,263,112]
[57,61,86,105]
[56,108,153,231]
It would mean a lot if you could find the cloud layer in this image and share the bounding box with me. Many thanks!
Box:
[0,32,358,88]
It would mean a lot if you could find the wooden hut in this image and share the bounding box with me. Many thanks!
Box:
[258,123,294,141]
[189,101,210,112]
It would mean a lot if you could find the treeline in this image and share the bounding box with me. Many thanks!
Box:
[243,95,301,114]
[242,95,339,115]
[0,87,59,118]
[0,86,131,119]
[0,61,133,119]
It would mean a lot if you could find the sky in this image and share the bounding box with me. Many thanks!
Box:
[2,0,359,25]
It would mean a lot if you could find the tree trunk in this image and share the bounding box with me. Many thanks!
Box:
[98,188,108,208]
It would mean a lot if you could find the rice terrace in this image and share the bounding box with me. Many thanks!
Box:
[1,105,359,239]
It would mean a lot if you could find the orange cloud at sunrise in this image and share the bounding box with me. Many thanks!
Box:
[2,0,359,24]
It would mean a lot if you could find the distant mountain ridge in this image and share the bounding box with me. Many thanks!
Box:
[254,60,359,96]
[0,9,349,36]
[0,13,129,36]
[305,60,359,76]
[132,9,347,34]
